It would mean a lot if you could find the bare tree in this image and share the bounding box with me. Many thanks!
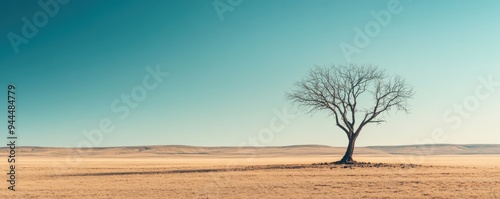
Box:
[286,64,414,164]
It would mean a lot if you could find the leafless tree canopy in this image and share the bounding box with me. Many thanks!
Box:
[287,64,414,163]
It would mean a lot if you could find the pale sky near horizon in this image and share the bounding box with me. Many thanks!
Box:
[1,0,499,147]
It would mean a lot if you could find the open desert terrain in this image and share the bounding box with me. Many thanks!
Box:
[1,145,500,198]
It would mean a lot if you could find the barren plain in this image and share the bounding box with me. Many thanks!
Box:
[1,145,499,198]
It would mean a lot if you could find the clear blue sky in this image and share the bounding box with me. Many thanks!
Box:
[1,0,499,147]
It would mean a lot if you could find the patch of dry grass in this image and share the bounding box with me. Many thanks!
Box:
[1,154,499,198]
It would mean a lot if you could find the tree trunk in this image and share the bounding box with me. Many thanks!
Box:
[338,136,357,164]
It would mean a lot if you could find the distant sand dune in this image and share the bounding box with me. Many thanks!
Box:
[2,144,500,158]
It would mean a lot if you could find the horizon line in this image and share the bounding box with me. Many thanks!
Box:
[4,143,500,149]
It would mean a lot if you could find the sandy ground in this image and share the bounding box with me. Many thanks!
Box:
[1,146,500,198]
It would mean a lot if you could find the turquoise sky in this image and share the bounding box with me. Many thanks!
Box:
[1,0,499,147]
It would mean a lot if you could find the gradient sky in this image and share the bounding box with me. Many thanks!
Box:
[1,0,499,147]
